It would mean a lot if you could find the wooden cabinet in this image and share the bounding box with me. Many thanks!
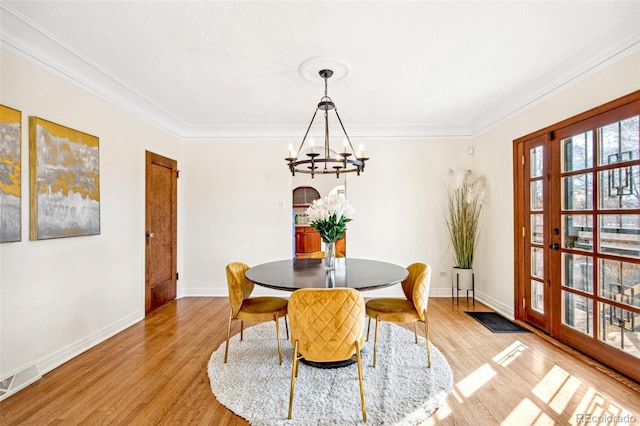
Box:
[295,226,346,259]
[295,226,321,256]
[336,234,346,256]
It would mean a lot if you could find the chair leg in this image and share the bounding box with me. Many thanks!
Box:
[284,315,289,339]
[366,316,371,341]
[288,340,299,419]
[224,308,233,363]
[413,321,418,344]
[275,314,283,365]
[240,320,244,341]
[373,315,380,368]
[355,339,367,422]
[424,310,431,368]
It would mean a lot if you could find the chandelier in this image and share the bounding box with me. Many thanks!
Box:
[286,69,368,178]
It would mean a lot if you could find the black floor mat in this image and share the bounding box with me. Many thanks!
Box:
[465,311,531,333]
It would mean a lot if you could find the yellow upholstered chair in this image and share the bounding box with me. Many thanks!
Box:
[287,288,367,422]
[365,263,432,368]
[224,262,289,365]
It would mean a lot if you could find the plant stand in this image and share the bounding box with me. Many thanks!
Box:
[451,269,475,306]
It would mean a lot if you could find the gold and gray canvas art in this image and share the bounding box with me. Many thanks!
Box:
[0,105,22,243]
[30,117,100,240]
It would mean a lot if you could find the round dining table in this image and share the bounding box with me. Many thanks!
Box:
[245,258,408,291]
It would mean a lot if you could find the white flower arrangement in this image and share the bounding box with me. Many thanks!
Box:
[306,195,355,243]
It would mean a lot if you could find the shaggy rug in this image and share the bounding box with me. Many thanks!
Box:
[208,322,453,425]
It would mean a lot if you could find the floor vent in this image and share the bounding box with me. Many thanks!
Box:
[0,365,41,401]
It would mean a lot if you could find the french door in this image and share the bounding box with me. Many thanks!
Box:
[515,92,640,383]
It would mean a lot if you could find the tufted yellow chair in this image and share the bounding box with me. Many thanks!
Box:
[287,288,367,422]
[365,263,432,368]
[224,262,289,365]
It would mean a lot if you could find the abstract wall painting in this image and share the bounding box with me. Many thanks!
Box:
[29,117,100,240]
[0,105,22,243]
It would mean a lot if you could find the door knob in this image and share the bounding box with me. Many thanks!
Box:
[549,243,559,250]
[146,231,155,245]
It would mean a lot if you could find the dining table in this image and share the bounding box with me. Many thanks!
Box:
[245,257,408,292]
[245,257,408,368]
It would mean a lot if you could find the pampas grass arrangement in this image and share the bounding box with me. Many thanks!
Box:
[446,169,486,269]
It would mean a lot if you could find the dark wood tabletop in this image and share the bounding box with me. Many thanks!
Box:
[245,258,408,292]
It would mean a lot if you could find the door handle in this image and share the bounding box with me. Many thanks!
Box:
[146,231,155,245]
[549,243,559,250]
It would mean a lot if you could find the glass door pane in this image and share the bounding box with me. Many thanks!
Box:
[524,137,549,330]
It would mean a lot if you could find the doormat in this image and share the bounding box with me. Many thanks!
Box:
[465,311,532,333]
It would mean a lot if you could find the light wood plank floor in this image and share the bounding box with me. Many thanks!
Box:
[1,297,638,425]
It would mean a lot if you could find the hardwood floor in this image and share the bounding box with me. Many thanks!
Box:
[1,297,638,425]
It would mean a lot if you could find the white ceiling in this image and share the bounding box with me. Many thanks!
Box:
[1,1,639,140]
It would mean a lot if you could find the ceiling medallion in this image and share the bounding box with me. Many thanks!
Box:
[285,69,368,178]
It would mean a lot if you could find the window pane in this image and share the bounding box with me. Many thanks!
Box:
[532,280,544,313]
[562,253,593,293]
[562,214,593,251]
[599,166,640,209]
[599,302,640,359]
[598,116,640,166]
[599,214,640,258]
[599,259,640,310]
[562,132,593,172]
[531,247,544,279]
[531,180,543,211]
[530,146,543,178]
[562,291,593,336]
[562,173,593,210]
[531,214,543,244]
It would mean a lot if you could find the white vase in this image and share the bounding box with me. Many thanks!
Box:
[452,267,474,291]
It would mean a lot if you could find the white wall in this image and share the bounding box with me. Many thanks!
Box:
[181,139,293,297]
[472,49,640,317]
[0,50,184,384]
[347,138,472,297]
[180,136,473,298]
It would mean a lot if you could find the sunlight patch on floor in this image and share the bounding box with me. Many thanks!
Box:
[532,365,581,414]
[455,363,496,397]
[501,397,555,426]
[569,387,636,426]
[492,340,527,367]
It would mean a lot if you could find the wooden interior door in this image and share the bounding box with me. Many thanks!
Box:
[145,151,177,314]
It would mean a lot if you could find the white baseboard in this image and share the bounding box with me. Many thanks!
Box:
[474,290,515,319]
[36,310,144,376]
[182,288,228,297]
[0,310,143,401]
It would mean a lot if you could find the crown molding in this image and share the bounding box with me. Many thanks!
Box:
[0,4,189,137]
[469,10,640,136]
[2,3,638,141]
[178,124,472,141]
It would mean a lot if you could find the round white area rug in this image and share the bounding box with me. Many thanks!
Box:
[208,322,453,425]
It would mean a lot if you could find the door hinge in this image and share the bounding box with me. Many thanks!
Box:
[177,170,181,178]
[522,154,525,166]
[548,131,554,141]
[176,272,179,280]
[522,298,526,309]
[522,226,526,237]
